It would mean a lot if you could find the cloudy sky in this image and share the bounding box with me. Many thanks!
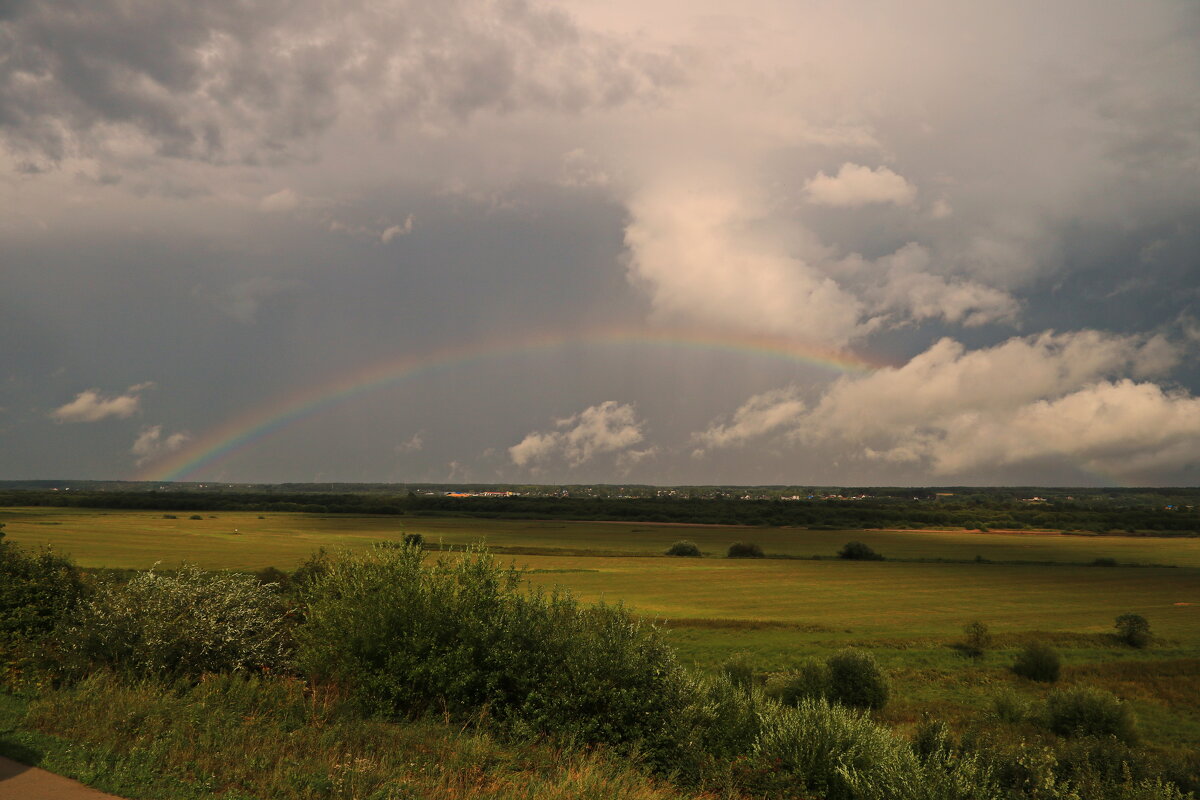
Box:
[3,0,1200,486]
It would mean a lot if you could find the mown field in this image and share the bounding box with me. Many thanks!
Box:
[4,505,1199,753]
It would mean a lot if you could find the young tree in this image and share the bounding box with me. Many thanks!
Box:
[1114,613,1151,648]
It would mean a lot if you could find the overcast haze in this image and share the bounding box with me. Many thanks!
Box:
[3,0,1200,486]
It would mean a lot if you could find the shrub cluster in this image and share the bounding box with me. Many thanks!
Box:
[765,650,890,710]
[1044,687,1138,744]
[0,536,84,642]
[726,542,764,558]
[665,540,701,557]
[1012,641,1062,682]
[61,565,293,678]
[1115,613,1151,648]
[838,541,885,561]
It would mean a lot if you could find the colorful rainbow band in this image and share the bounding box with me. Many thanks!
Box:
[136,326,886,482]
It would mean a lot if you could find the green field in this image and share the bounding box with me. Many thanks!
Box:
[4,505,1199,750]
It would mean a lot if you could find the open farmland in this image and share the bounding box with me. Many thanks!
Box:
[4,506,1199,752]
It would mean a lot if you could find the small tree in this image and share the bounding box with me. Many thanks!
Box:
[726,542,764,558]
[403,533,424,549]
[1012,641,1061,682]
[1114,613,1150,648]
[826,649,890,709]
[838,541,884,561]
[962,620,992,658]
[665,541,701,557]
[1044,687,1138,744]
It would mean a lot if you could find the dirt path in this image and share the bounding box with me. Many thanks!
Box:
[0,756,126,800]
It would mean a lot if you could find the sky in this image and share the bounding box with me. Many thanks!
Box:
[3,0,1200,486]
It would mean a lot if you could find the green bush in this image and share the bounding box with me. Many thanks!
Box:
[991,690,1031,724]
[826,649,890,710]
[720,652,756,690]
[1012,641,1061,683]
[838,541,885,561]
[0,538,84,642]
[665,540,701,557]
[764,659,829,707]
[295,545,694,762]
[403,533,424,548]
[1115,613,1150,648]
[963,620,993,656]
[61,565,292,678]
[1044,687,1138,744]
[726,542,764,558]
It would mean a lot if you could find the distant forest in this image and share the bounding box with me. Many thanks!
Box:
[2,482,1198,534]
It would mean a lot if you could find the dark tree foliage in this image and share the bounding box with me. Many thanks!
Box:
[726,542,764,558]
[0,533,85,641]
[665,540,701,557]
[1012,642,1061,682]
[1114,613,1151,648]
[838,541,884,560]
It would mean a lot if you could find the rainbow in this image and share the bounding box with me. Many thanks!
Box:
[137,325,887,482]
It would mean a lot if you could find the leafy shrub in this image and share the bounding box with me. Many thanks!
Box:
[1012,641,1061,683]
[764,659,829,707]
[189,514,203,520]
[0,538,84,642]
[665,540,701,557]
[960,620,992,658]
[162,514,177,519]
[1092,557,1119,567]
[1115,613,1150,648]
[62,565,292,678]
[991,690,1031,724]
[912,716,955,761]
[295,545,694,762]
[726,542,764,558]
[838,541,884,561]
[1044,687,1138,744]
[403,533,424,548]
[826,649,890,709]
[752,698,1000,800]
[719,651,757,690]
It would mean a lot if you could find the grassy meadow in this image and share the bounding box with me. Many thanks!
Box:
[4,505,1199,752]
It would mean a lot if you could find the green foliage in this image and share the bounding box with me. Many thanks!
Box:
[403,532,424,548]
[959,620,993,658]
[665,540,701,557]
[826,648,890,710]
[719,652,755,690]
[1012,641,1062,683]
[295,545,694,760]
[61,565,292,678]
[0,539,84,642]
[725,541,764,558]
[992,690,1032,724]
[1043,687,1138,744]
[188,514,203,520]
[1115,613,1151,648]
[764,659,830,707]
[838,541,885,561]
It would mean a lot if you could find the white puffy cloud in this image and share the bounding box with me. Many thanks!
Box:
[50,384,152,423]
[395,431,425,452]
[509,401,646,467]
[804,163,916,208]
[692,386,806,453]
[131,425,191,465]
[381,215,415,243]
[623,183,866,345]
[776,329,1196,479]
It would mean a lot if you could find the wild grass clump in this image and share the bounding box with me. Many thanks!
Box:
[1043,686,1138,744]
[665,541,701,557]
[1012,641,1061,683]
[60,565,293,678]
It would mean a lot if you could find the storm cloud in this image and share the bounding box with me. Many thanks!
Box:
[3,0,1199,485]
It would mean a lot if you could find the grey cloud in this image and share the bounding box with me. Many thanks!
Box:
[0,0,678,169]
